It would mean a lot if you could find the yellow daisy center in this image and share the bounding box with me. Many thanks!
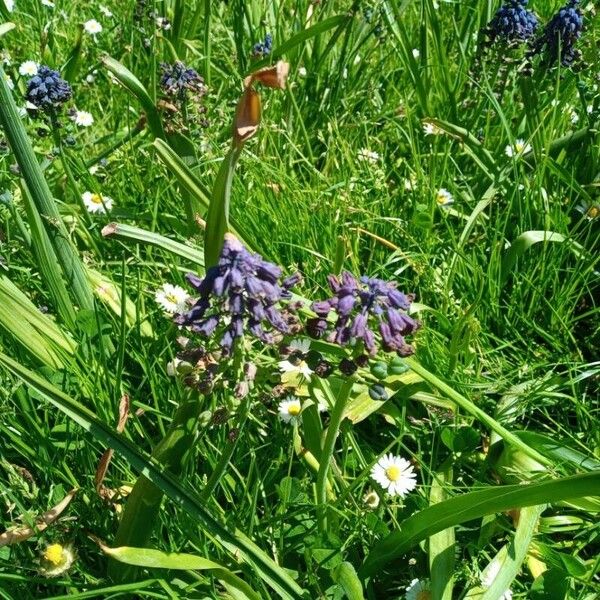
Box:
[288,404,301,416]
[515,142,524,152]
[166,293,179,304]
[385,465,402,482]
[43,544,65,566]
[436,193,447,205]
[587,206,599,219]
[90,193,103,205]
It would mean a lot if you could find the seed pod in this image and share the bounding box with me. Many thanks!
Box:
[339,358,357,376]
[369,384,388,401]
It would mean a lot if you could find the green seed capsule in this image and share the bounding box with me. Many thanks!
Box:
[389,356,409,375]
[370,361,388,379]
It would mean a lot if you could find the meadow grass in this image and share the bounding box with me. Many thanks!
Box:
[0,0,599,598]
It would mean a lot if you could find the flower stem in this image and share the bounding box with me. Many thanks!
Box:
[315,377,354,532]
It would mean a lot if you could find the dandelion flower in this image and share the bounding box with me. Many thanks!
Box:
[278,397,303,424]
[363,489,380,509]
[504,139,531,157]
[40,543,75,577]
[371,453,417,497]
[18,61,38,77]
[436,188,454,207]
[155,283,190,315]
[83,19,103,36]
[82,191,113,214]
[405,578,431,600]
[358,148,380,163]
[73,110,94,127]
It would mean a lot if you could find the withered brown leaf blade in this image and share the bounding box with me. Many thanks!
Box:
[233,87,261,148]
[245,61,290,90]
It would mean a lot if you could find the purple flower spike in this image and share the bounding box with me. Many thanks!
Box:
[311,272,420,356]
[178,234,300,354]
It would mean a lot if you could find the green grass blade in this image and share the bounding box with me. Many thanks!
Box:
[0,354,305,600]
[102,545,262,600]
[359,472,600,578]
[101,222,204,267]
[101,56,165,140]
[331,562,364,600]
[0,65,94,312]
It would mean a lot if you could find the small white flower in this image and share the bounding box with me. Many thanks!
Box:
[371,453,417,497]
[99,5,113,17]
[39,543,75,577]
[156,16,171,30]
[353,54,361,65]
[3,0,14,13]
[154,283,190,315]
[480,562,512,600]
[358,148,380,163]
[3,73,14,90]
[435,188,454,207]
[405,578,431,600]
[504,139,531,158]
[82,191,113,214]
[73,110,94,127]
[423,121,443,136]
[83,19,103,36]
[279,357,313,381]
[412,48,420,59]
[586,105,593,115]
[278,397,303,424]
[568,107,579,124]
[363,489,380,509]
[298,66,307,77]
[166,358,181,377]
[18,61,38,77]
[404,175,417,191]
[41,0,55,7]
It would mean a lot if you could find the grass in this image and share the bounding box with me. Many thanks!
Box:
[0,0,599,598]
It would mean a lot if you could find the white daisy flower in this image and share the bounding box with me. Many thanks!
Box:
[358,148,380,163]
[82,191,113,214]
[278,397,303,424]
[3,0,14,13]
[363,489,380,509]
[435,188,454,207]
[412,48,420,59]
[18,61,38,77]
[73,110,94,127]
[154,283,190,315]
[371,453,417,497]
[405,578,431,600]
[39,543,75,578]
[41,0,55,7]
[83,19,103,36]
[481,562,513,600]
[504,139,532,158]
[99,5,113,17]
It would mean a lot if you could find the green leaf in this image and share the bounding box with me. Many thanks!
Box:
[101,222,204,267]
[101,545,262,600]
[0,354,305,600]
[359,471,600,578]
[530,569,569,600]
[0,22,15,37]
[500,231,584,285]
[464,505,545,599]
[331,562,364,600]
[62,24,84,82]
[101,56,165,140]
[204,146,241,268]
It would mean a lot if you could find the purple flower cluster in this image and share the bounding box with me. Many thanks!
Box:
[26,66,72,110]
[487,0,538,44]
[252,33,273,57]
[176,235,300,354]
[160,62,206,99]
[531,0,583,66]
[309,272,419,356]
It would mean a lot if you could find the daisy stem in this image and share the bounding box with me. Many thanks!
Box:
[315,377,355,533]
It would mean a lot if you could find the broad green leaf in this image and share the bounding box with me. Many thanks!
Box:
[359,471,600,578]
[101,545,261,600]
[101,222,204,267]
[101,56,165,140]
[0,354,305,600]
[464,505,545,599]
[429,466,454,600]
[500,231,584,285]
[331,562,364,600]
